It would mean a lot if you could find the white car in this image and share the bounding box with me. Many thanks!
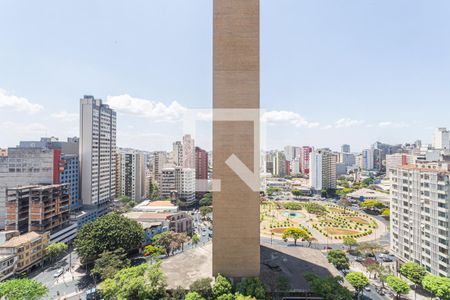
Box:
[53,269,64,278]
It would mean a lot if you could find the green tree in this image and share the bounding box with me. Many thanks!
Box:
[100,262,167,300]
[217,294,235,300]
[92,248,130,280]
[327,250,350,270]
[75,213,144,263]
[276,276,290,291]
[399,262,427,285]
[152,231,188,256]
[381,208,390,217]
[171,286,187,300]
[143,244,165,257]
[189,278,213,300]
[291,189,302,197]
[343,237,358,250]
[192,233,201,246]
[386,275,410,300]
[282,227,310,246]
[235,295,257,300]
[0,278,48,300]
[45,242,68,262]
[283,202,303,210]
[304,273,352,300]
[185,291,206,300]
[199,193,212,207]
[360,200,385,210]
[345,272,369,297]
[236,277,266,300]
[213,274,233,298]
[422,274,450,300]
[200,206,213,217]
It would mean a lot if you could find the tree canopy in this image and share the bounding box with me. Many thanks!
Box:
[399,262,427,285]
[236,277,266,300]
[345,272,369,295]
[422,274,450,300]
[185,291,206,300]
[92,248,130,280]
[152,231,189,257]
[100,262,167,300]
[0,278,48,300]
[46,242,68,261]
[75,212,144,262]
[327,250,350,271]
[304,273,352,300]
[360,200,385,210]
[282,227,310,246]
[199,193,212,207]
[189,278,213,300]
[386,275,410,299]
[343,237,358,249]
[212,274,233,299]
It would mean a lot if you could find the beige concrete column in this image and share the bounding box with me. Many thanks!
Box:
[212,0,260,278]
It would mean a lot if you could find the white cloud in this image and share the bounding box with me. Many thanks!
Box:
[51,111,78,122]
[0,89,43,113]
[334,118,365,128]
[377,121,409,128]
[106,94,187,122]
[261,110,320,128]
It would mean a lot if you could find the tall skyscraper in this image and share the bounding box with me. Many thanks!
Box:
[362,148,374,170]
[79,95,117,215]
[309,149,337,191]
[182,134,195,169]
[284,145,297,162]
[152,151,167,184]
[433,128,450,150]
[390,163,450,277]
[117,149,145,202]
[273,151,286,177]
[300,146,313,174]
[195,146,209,194]
[213,0,260,277]
[172,141,183,167]
[341,144,351,153]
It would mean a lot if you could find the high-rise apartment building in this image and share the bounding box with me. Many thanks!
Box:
[390,163,450,277]
[300,146,313,174]
[273,151,286,177]
[309,149,337,191]
[284,146,299,162]
[152,151,167,184]
[160,167,195,204]
[341,144,351,153]
[117,149,145,202]
[195,147,208,194]
[182,134,195,169]
[173,141,183,167]
[362,148,375,170]
[79,95,117,214]
[433,128,450,150]
[385,153,414,172]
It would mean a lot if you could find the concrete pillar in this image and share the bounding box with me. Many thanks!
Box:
[212,0,260,278]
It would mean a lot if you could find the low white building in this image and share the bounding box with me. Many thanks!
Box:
[347,188,390,205]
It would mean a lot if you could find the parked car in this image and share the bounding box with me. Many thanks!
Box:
[53,269,64,278]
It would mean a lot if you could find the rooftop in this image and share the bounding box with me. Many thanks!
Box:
[0,232,44,248]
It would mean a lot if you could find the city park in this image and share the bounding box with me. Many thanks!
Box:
[260,200,387,247]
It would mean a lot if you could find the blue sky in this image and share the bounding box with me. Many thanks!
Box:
[1,0,450,151]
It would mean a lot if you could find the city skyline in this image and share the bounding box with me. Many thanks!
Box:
[2,1,450,151]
